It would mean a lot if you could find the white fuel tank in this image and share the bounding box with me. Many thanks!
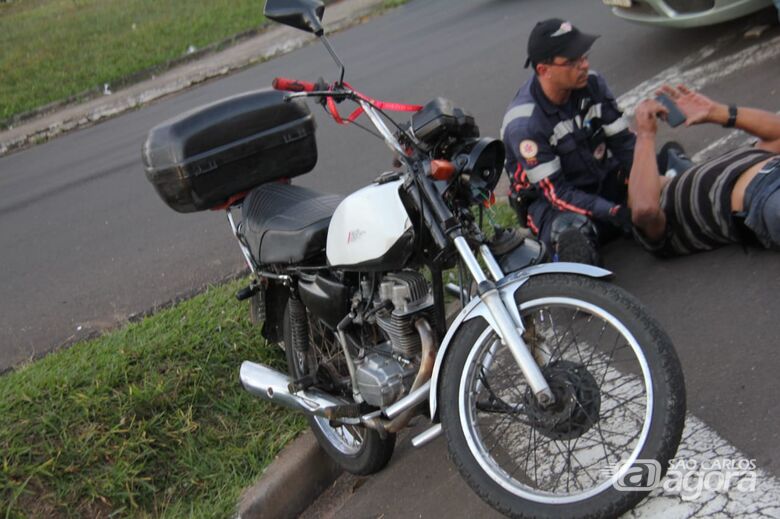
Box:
[327,179,412,269]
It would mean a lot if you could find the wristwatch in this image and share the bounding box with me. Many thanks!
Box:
[723,104,738,128]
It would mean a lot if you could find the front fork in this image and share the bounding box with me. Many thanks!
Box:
[453,236,555,406]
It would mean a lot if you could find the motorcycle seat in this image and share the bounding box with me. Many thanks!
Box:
[241,183,342,265]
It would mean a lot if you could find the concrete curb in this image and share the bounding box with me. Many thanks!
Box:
[237,432,342,519]
[0,0,388,158]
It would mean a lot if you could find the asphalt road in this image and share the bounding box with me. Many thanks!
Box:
[1,0,779,515]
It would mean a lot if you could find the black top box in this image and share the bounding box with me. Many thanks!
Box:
[143,89,317,213]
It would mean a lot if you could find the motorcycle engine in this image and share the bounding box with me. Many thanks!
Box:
[354,272,433,408]
[375,272,434,357]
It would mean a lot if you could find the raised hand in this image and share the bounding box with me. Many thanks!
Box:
[656,84,716,126]
[634,98,667,137]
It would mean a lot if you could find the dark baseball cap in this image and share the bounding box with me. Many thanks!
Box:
[525,19,599,68]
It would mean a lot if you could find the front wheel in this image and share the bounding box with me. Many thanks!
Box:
[439,274,685,519]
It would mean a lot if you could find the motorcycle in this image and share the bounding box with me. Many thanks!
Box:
[142,1,686,517]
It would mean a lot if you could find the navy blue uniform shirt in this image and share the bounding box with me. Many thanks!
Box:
[502,72,635,232]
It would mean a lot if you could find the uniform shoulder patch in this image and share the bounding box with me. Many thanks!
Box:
[519,140,538,160]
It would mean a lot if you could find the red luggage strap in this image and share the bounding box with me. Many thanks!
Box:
[326,82,422,125]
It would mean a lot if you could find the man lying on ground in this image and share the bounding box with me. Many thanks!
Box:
[628,84,780,256]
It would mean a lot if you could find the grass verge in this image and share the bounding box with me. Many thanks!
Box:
[0,199,518,518]
[0,0,402,127]
[0,0,269,124]
[0,277,306,518]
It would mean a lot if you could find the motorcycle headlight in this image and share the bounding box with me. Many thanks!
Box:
[461,138,505,197]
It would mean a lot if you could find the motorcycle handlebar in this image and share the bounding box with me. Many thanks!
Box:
[272,77,317,92]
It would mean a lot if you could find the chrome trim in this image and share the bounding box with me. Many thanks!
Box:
[385,380,431,419]
[454,236,488,284]
[384,318,435,433]
[496,262,612,289]
[473,329,501,394]
[429,295,493,419]
[445,283,469,300]
[478,285,553,404]
[479,245,504,282]
[337,326,363,404]
[359,99,409,160]
[226,210,257,274]
[411,423,443,448]
[429,262,613,418]
[240,361,345,415]
[256,270,292,283]
[455,237,552,403]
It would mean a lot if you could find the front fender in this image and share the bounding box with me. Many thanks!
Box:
[428,262,611,419]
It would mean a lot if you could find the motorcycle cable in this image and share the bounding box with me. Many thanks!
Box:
[324,109,384,142]
[324,84,424,158]
[280,79,424,160]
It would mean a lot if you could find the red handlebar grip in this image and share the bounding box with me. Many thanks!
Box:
[272,77,316,92]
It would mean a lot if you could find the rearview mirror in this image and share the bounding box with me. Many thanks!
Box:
[264,0,325,36]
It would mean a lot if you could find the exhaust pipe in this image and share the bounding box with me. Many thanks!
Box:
[240,361,344,417]
[383,317,436,433]
[242,316,436,432]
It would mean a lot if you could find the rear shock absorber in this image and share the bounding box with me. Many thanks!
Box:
[288,295,316,391]
[288,296,310,354]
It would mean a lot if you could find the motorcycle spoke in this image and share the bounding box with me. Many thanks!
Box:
[567,309,588,367]
[572,392,622,467]
[595,417,621,466]
[483,412,525,453]
[475,348,529,404]
[597,333,623,389]
[462,297,655,500]
[599,398,646,424]
[568,447,598,486]
[586,320,609,367]
[544,309,579,363]
[305,312,366,455]
[548,447,569,492]
[522,424,535,484]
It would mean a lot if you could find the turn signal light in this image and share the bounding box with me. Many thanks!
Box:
[430,160,456,181]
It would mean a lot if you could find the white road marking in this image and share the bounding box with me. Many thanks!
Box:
[617,34,734,113]
[692,132,756,162]
[629,414,780,518]
[617,35,780,116]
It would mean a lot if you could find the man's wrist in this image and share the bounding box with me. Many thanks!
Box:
[709,103,729,125]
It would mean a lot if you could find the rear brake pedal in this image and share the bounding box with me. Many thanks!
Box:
[236,284,259,301]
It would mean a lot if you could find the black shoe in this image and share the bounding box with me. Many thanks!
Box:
[658,141,693,178]
[554,229,601,266]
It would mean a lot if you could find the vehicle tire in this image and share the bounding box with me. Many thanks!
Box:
[283,302,395,476]
[439,274,685,519]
